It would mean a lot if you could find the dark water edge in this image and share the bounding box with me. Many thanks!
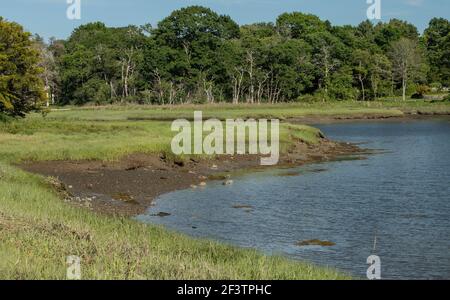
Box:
[137,118,450,280]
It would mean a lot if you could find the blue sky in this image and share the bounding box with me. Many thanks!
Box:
[1,0,449,39]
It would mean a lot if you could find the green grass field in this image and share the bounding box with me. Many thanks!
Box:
[0,162,349,279]
[0,106,350,280]
[41,100,450,122]
[1,100,448,279]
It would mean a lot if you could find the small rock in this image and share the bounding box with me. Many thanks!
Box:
[296,239,336,247]
[153,212,171,217]
[190,185,198,189]
[68,185,73,189]
[211,164,218,170]
[233,204,253,209]
[112,193,139,205]
[125,165,140,171]
[199,182,207,187]
[174,160,185,167]
[223,180,234,186]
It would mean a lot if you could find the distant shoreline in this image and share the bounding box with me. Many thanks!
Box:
[291,113,450,125]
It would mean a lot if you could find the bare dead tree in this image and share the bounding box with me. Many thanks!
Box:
[256,71,270,104]
[356,61,367,101]
[370,54,391,101]
[168,81,184,105]
[34,40,58,106]
[120,47,137,100]
[389,38,424,101]
[231,67,245,104]
[168,82,175,105]
[109,81,117,99]
[314,44,340,99]
[246,50,255,104]
[266,69,281,104]
[152,69,165,104]
[203,78,215,104]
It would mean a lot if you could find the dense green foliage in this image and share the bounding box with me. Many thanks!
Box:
[0,18,44,117]
[2,6,449,108]
[423,18,450,87]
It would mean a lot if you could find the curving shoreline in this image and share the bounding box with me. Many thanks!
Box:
[21,137,364,217]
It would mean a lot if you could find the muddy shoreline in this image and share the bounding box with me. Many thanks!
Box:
[20,138,365,217]
[290,112,450,125]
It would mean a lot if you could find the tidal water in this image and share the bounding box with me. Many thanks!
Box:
[137,119,450,279]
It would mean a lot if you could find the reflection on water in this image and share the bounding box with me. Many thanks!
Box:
[137,119,450,279]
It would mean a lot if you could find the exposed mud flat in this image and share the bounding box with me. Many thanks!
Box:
[20,138,364,217]
[290,113,450,125]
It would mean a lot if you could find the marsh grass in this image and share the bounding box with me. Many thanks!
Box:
[0,163,348,279]
[0,110,349,279]
[0,115,322,163]
[39,102,408,121]
[35,100,449,122]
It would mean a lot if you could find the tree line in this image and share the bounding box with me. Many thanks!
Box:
[1,6,450,116]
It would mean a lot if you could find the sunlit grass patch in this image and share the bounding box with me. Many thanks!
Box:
[0,162,349,279]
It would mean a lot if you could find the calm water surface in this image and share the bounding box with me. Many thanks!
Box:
[137,119,450,279]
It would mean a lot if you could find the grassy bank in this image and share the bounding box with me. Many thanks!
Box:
[0,117,320,163]
[41,100,450,122]
[0,110,348,279]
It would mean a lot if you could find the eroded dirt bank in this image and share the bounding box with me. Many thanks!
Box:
[20,139,363,217]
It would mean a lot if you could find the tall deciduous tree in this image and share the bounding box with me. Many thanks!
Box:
[146,6,240,103]
[370,53,392,100]
[424,18,450,86]
[374,19,419,50]
[0,17,44,117]
[276,12,328,39]
[60,22,146,105]
[389,38,425,101]
[352,49,371,101]
[33,35,59,106]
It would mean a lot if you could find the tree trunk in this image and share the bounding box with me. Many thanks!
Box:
[402,77,406,101]
[246,51,255,104]
[359,75,365,101]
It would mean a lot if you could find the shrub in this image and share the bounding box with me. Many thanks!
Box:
[411,85,431,99]
[430,82,442,92]
[73,78,110,105]
[296,94,320,103]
